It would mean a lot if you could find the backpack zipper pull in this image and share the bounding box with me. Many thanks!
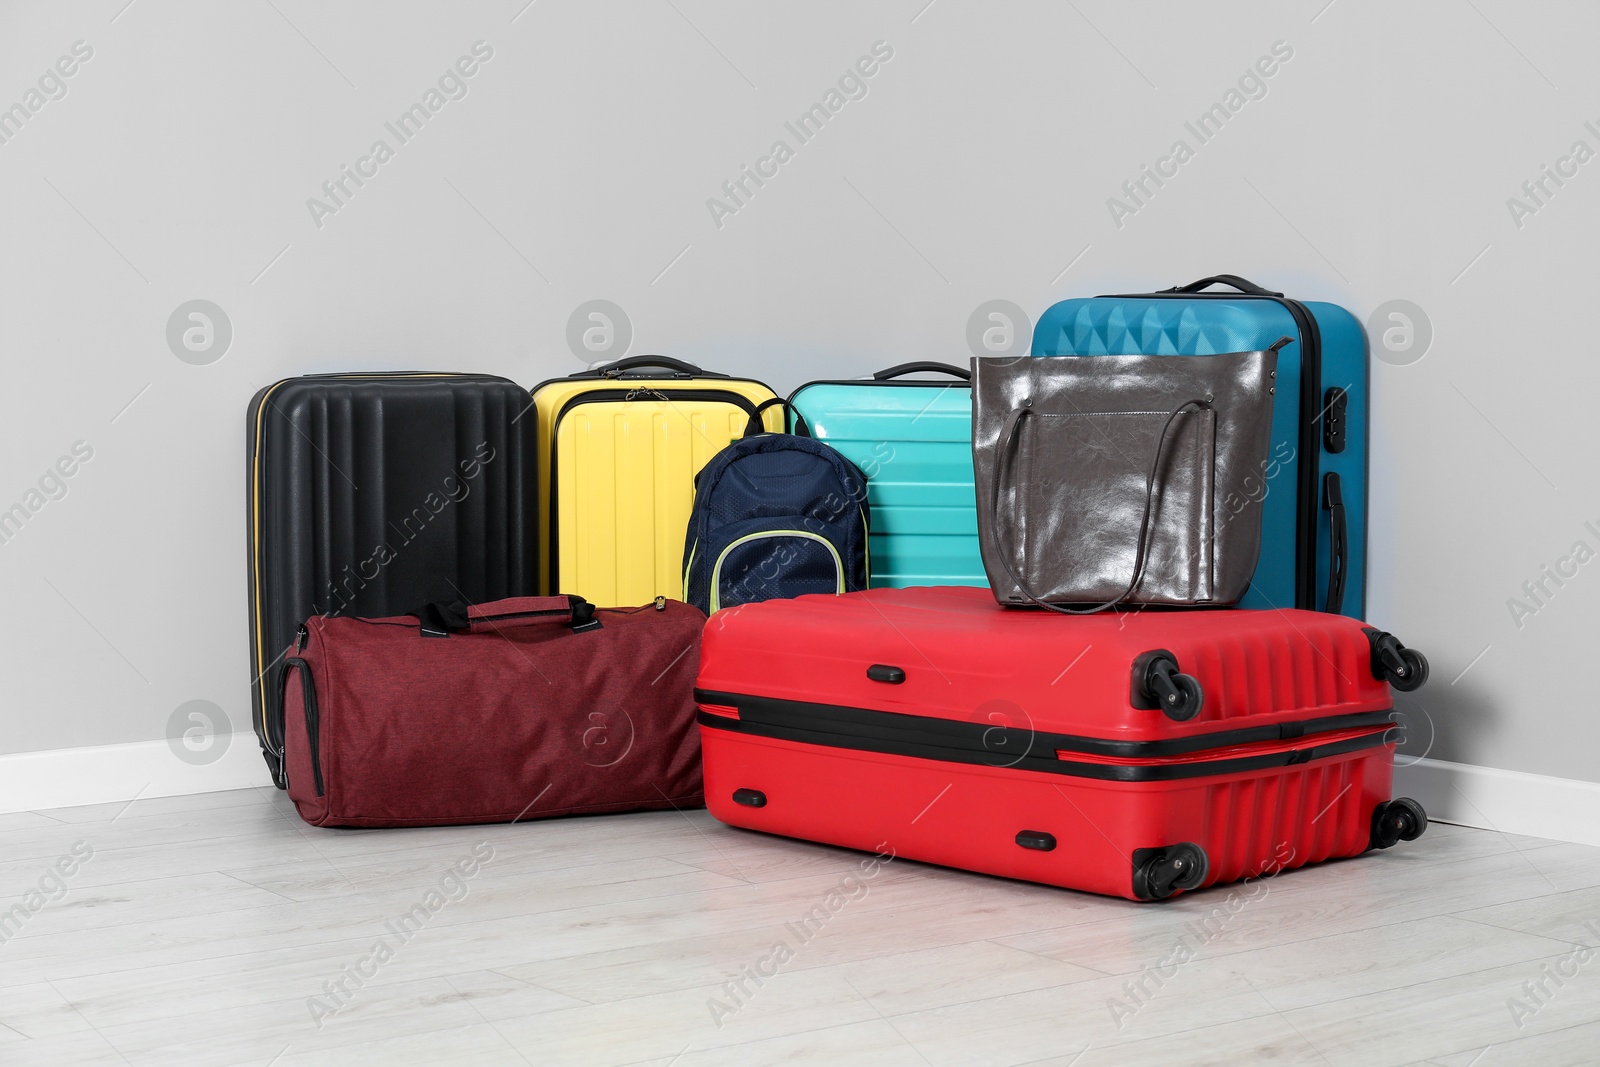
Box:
[654,596,666,611]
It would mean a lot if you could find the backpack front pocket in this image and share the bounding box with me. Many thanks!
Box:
[708,522,847,613]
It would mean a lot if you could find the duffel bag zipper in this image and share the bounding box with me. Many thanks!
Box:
[600,597,670,615]
[709,530,845,613]
[283,658,323,797]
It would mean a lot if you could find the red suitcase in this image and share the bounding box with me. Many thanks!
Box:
[695,586,1429,901]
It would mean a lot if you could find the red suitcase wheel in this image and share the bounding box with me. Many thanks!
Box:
[1133,651,1205,722]
[1132,842,1209,901]
[1365,630,1430,692]
[1369,797,1427,850]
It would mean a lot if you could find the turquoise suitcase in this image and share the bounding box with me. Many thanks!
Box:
[1031,274,1368,617]
[788,363,985,588]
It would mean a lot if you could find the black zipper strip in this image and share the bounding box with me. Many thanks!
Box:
[1101,291,1324,610]
[547,388,762,586]
[281,658,323,796]
[698,709,1395,782]
[694,689,1395,760]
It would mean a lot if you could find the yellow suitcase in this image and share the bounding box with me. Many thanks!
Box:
[531,356,782,605]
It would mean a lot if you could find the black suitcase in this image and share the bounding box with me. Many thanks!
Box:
[246,373,538,787]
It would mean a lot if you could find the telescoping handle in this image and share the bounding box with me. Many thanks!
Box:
[415,595,600,637]
[571,355,716,379]
[1165,275,1284,298]
[1322,472,1347,616]
[871,361,972,381]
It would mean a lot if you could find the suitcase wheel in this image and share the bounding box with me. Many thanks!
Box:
[1133,651,1205,722]
[1369,797,1427,850]
[1365,630,1430,693]
[1131,842,1209,901]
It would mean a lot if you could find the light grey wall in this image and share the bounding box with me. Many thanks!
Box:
[1,1,1594,783]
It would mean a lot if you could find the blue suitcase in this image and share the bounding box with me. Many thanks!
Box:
[1031,274,1367,616]
[788,362,986,588]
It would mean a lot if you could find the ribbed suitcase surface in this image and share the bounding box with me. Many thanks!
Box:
[789,364,984,588]
[531,358,780,606]
[696,587,1425,900]
[246,373,538,787]
[698,587,1389,741]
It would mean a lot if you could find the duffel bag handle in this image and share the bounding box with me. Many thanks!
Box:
[570,355,718,379]
[743,397,811,438]
[1165,274,1284,298]
[871,361,972,381]
[415,595,600,637]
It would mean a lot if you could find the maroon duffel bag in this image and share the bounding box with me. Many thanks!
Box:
[279,594,705,827]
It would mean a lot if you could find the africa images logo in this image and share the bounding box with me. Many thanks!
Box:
[1105,40,1294,229]
[305,41,495,229]
[705,41,894,229]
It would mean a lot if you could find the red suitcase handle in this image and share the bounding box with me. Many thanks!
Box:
[416,595,600,637]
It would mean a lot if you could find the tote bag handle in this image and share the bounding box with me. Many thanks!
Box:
[989,398,1212,615]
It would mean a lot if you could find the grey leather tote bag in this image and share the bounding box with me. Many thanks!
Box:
[972,343,1284,612]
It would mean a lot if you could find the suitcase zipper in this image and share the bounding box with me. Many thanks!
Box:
[697,688,1397,760]
[698,703,1395,783]
[546,388,767,589]
[708,530,846,613]
[249,377,293,763]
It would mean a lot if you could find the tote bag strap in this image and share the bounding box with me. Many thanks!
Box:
[989,397,1212,615]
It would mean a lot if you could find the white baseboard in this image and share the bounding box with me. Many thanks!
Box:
[1395,757,1600,848]
[0,735,272,815]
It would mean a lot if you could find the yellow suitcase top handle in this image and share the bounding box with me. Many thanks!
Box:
[568,355,727,380]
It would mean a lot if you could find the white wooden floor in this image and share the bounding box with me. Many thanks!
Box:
[2,790,1599,1066]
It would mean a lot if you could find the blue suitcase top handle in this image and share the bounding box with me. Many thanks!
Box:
[1156,274,1285,298]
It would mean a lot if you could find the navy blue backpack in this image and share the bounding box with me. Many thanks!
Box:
[683,400,870,615]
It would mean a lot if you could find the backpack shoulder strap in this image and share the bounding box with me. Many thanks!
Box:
[744,397,811,438]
